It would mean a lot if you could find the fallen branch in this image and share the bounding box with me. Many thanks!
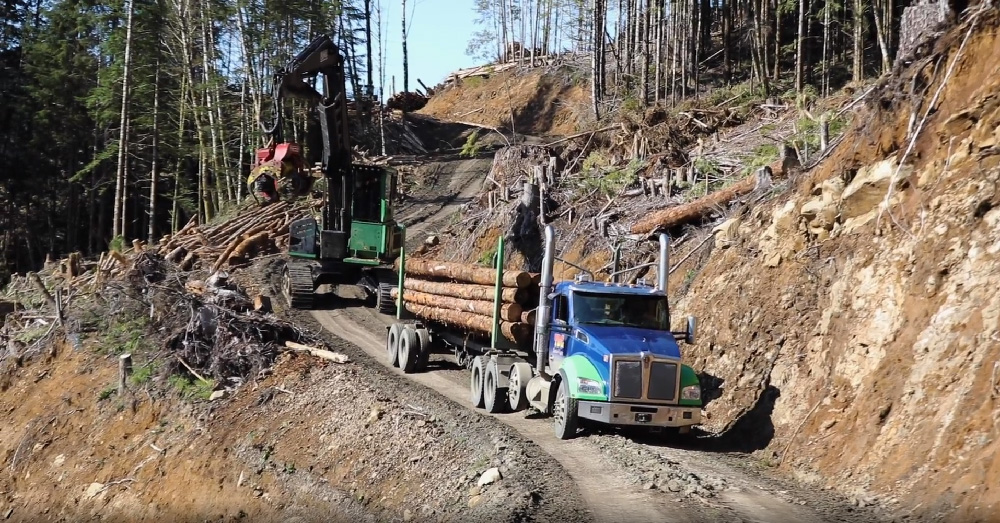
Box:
[284,341,351,364]
[176,356,211,384]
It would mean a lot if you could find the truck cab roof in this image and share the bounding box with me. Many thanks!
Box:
[552,279,666,297]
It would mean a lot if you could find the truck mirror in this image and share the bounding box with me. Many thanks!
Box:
[685,316,697,345]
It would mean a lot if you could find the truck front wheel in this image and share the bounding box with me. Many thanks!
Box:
[553,378,579,440]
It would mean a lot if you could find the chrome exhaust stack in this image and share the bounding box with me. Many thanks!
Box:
[534,225,556,373]
[657,233,670,292]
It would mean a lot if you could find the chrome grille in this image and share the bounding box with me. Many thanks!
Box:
[647,361,678,401]
[610,356,680,404]
[613,360,642,399]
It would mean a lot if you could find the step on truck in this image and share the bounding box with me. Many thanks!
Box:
[379,225,703,439]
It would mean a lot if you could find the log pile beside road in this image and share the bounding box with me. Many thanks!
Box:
[394,257,539,346]
[154,199,317,272]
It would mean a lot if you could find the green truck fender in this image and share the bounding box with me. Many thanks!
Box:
[678,364,703,407]
[556,354,608,401]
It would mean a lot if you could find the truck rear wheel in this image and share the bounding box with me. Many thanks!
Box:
[414,328,432,371]
[553,377,579,440]
[386,323,401,367]
[483,359,507,414]
[470,356,486,408]
[507,362,532,412]
[398,326,419,373]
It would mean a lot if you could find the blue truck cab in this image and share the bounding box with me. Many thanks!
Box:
[543,277,703,434]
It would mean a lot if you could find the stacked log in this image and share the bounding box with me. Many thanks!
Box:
[404,303,533,346]
[153,199,318,271]
[390,288,522,322]
[394,257,539,346]
[395,258,533,288]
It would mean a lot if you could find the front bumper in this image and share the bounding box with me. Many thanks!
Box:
[577,400,701,427]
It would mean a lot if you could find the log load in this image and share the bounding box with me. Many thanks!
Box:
[390,288,522,322]
[630,167,772,234]
[396,258,533,288]
[402,303,532,345]
[402,278,530,304]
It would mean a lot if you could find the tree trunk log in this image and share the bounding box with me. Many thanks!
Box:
[403,278,530,304]
[402,303,531,345]
[391,288,523,322]
[396,258,532,288]
[630,168,771,234]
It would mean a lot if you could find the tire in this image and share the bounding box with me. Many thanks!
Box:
[553,376,579,440]
[398,326,419,373]
[376,282,397,315]
[507,362,532,412]
[483,359,507,414]
[386,323,401,367]
[415,328,432,372]
[470,356,486,408]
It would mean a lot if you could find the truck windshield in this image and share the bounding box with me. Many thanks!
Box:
[572,292,670,330]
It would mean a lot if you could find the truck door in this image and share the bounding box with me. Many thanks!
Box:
[548,293,571,372]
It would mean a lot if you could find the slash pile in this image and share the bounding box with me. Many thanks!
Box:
[392,258,540,347]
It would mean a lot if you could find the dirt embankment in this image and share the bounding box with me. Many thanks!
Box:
[419,66,591,138]
[664,7,1000,520]
[0,275,586,522]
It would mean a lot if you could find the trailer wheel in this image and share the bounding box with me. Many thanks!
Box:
[386,323,401,367]
[553,377,579,440]
[507,362,532,412]
[398,326,419,373]
[415,328,432,371]
[469,356,486,408]
[483,359,508,414]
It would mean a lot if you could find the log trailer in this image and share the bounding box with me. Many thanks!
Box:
[379,226,703,439]
[257,34,403,309]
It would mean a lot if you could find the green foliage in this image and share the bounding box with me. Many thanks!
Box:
[581,151,608,172]
[743,144,780,175]
[98,386,117,401]
[478,243,498,266]
[129,362,156,386]
[98,314,149,355]
[460,129,482,158]
[583,160,642,198]
[463,76,486,89]
[694,158,721,177]
[168,374,215,401]
[109,235,125,253]
[792,111,849,153]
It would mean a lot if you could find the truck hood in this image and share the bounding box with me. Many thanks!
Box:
[575,324,681,359]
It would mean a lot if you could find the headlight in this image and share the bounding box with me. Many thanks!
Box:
[681,384,701,400]
[578,378,603,395]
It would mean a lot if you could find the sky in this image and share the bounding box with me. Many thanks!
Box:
[373,0,482,97]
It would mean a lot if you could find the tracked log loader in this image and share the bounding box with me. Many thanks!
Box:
[258,34,402,308]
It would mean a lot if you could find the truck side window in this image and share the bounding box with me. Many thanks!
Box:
[553,295,569,322]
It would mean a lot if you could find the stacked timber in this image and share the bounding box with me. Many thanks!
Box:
[392,257,539,347]
[154,199,318,271]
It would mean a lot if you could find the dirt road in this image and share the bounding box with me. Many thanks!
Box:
[310,154,882,523]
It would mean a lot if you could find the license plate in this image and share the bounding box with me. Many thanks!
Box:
[634,413,652,423]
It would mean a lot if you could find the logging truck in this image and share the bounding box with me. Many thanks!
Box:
[377,226,703,439]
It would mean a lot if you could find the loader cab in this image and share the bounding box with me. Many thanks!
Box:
[346,164,402,264]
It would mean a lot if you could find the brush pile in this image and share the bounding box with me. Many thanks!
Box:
[392,257,540,346]
[1,201,341,394]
